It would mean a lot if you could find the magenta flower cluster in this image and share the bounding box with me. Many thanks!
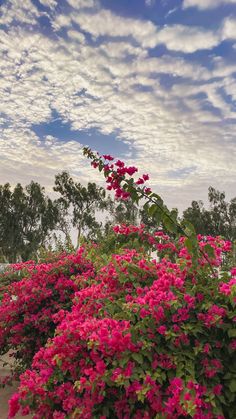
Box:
[0,248,94,373]
[6,227,236,418]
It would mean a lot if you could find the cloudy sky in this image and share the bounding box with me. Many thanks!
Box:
[0,0,236,211]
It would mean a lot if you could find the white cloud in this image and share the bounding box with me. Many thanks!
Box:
[221,17,236,40]
[157,24,220,53]
[183,0,236,9]
[0,5,235,209]
[72,9,160,48]
[132,55,211,80]
[39,0,57,8]
[66,0,98,9]
[165,7,179,18]
[0,0,41,26]
[67,30,86,43]
[52,14,72,30]
[0,127,101,191]
[212,56,236,78]
[69,9,236,53]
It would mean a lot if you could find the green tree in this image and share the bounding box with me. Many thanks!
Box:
[107,197,139,226]
[182,200,210,236]
[182,187,236,240]
[54,172,107,247]
[0,183,12,262]
[0,182,59,262]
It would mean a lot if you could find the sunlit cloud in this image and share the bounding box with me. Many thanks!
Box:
[183,0,236,10]
[0,0,235,210]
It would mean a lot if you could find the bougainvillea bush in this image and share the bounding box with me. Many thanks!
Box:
[0,249,94,376]
[8,231,236,418]
[5,150,236,418]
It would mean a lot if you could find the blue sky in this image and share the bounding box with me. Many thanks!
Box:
[0,0,236,210]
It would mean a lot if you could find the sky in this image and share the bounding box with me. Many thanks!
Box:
[0,0,236,211]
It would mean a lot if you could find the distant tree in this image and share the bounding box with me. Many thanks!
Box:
[182,187,236,240]
[0,182,59,262]
[208,187,236,239]
[107,197,139,226]
[0,183,12,261]
[182,200,210,236]
[54,172,107,247]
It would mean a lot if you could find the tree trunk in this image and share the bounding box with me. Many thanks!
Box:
[76,224,82,249]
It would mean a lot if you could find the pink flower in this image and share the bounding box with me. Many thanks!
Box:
[8,393,20,418]
[96,360,106,374]
[230,339,236,350]
[115,160,125,168]
[213,384,222,395]
[184,392,192,401]
[103,154,114,161]
[157,325,167,335]
[136,178,144,185]
[169,377,183,394]
[126,166,138,176]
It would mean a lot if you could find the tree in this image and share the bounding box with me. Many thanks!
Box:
[0,182,59,262]
[107,197,139,226]
[182,187,236,240]
[182,200,210,236]
[54,172,107,246]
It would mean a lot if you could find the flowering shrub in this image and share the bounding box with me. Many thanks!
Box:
[0,248,94,375]
[6,151,236,417]
[0,262,34,301]
[9,231,236,418]
[0,250,76,300]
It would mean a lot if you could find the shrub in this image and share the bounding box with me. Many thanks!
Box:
[9,232,236,418]
[0,248,94,375]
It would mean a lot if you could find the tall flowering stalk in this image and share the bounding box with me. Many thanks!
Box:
[83,147,216,273]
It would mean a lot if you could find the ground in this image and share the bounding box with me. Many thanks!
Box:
[0,354,32,419]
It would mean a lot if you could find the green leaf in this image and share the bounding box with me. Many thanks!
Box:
[228,329,236,338]
[204,244,215,258]
[185,238,193,253]
[229,379,236,393]
[149,204,158,217]
[132,353,144,365]
[162,214,177,234]
[183,220,196,235]
[224,372,234,379]
[150,193,163,204]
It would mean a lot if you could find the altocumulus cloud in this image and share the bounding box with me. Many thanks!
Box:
[183,0,236,10]
[0,0,235,210]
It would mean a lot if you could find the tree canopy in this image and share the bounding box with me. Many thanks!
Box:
[182,187,236,241]
[53,171,108,246]
[0,181,58,262]
[0,174,235,263]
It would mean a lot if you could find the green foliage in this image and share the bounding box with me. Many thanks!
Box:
[0,181,59,262]
[107,197,139,226]
[54,171,108,247]
[8,237,236,418]
[183,187,236,241]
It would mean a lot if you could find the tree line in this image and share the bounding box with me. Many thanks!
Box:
[0,172,235,262]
